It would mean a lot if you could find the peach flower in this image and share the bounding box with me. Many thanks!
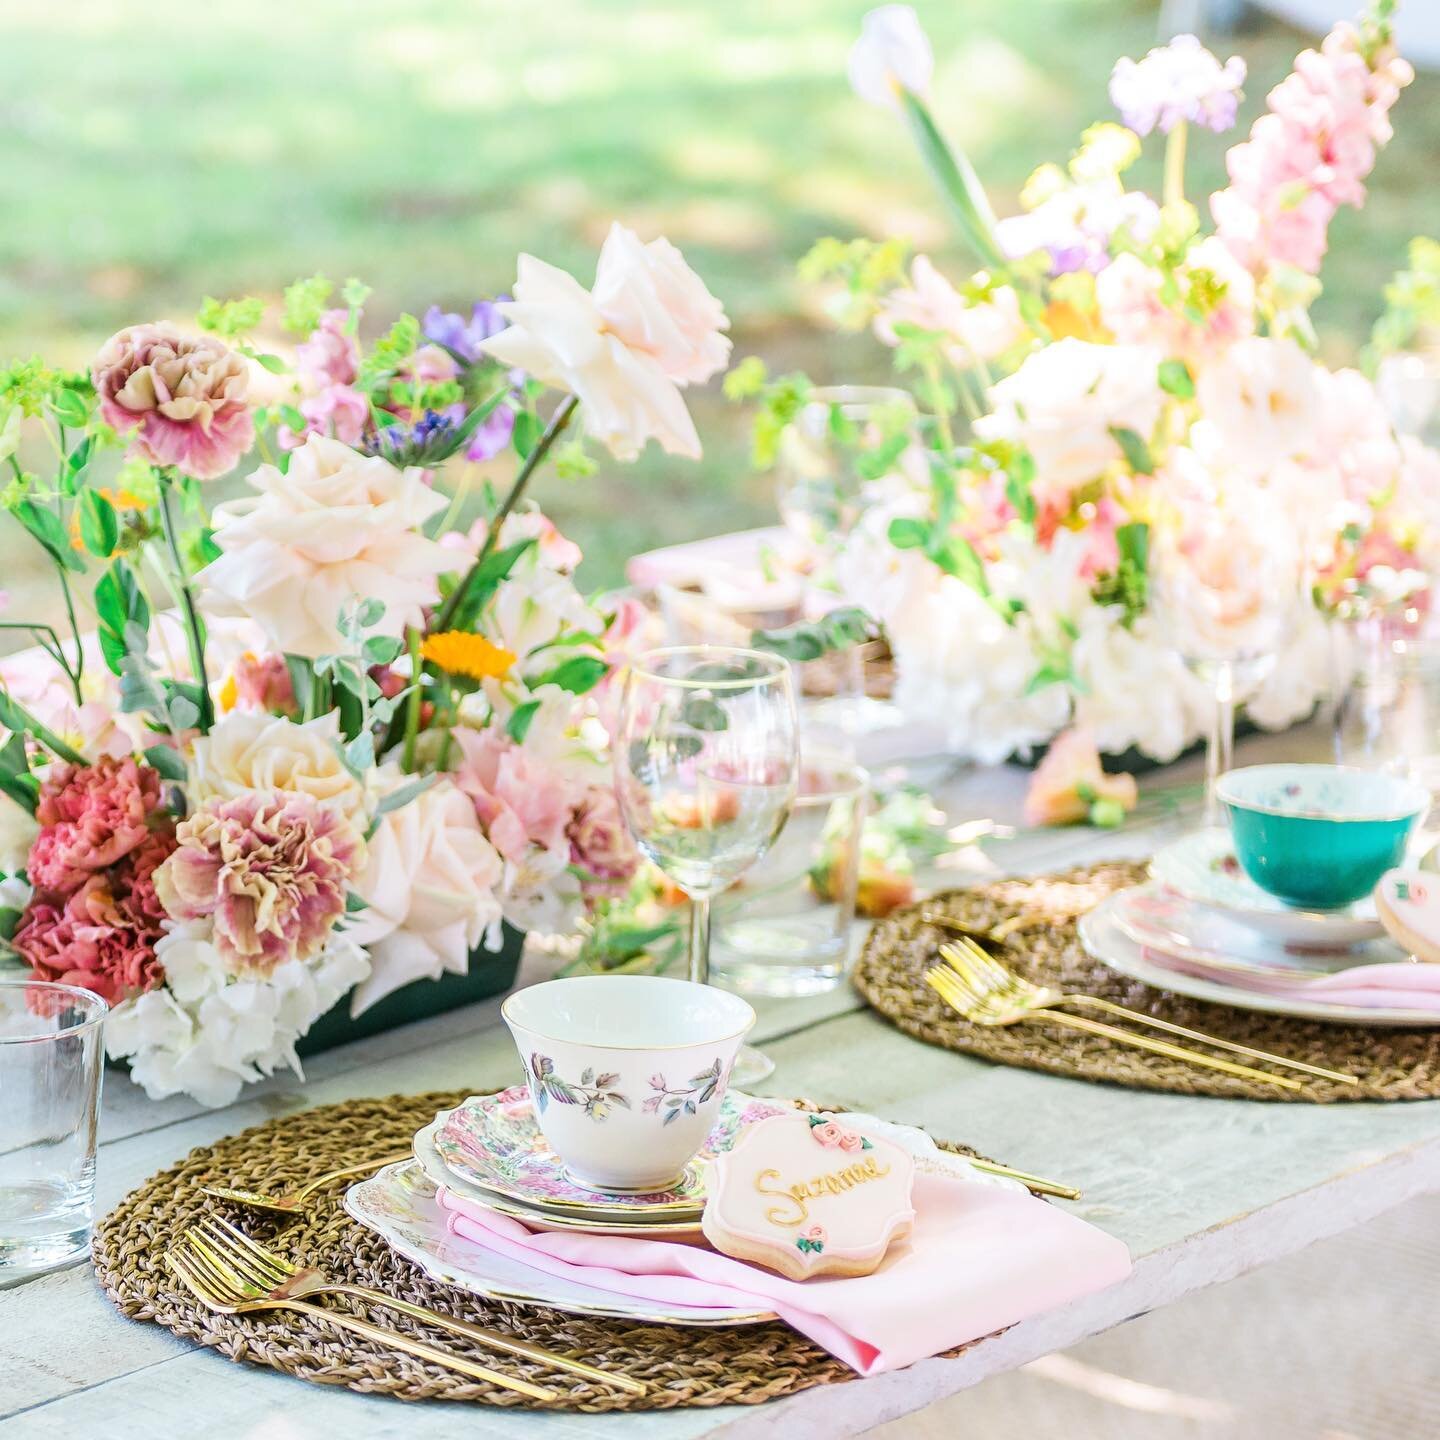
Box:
[1023,729,1138,828]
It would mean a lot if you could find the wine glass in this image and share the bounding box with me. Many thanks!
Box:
[777,386,916,735]
[1148,487,1306,828]
[615,646,799,1084]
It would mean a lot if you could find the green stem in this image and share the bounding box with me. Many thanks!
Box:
[402,627,422,773]
[1163,119,1188,210]
[0,622,78,700]
[0,692,87,766]
[158,476,214,731]
[433,394,579,634]
[55,564,85,697]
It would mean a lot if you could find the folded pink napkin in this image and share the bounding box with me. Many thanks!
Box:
[439,1175,1130,1375]
[1143,949,1440,1010]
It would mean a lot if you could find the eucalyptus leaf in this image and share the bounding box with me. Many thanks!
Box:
[142,744,188,782]
[374,773,436,818]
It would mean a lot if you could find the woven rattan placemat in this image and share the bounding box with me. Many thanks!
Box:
[94,1089,996,1411]
[854,861,1440,1103]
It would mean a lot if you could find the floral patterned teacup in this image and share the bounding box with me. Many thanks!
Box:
[501,975,755,1193]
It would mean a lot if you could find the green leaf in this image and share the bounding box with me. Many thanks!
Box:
[751,606,876,662]
[50,388,90,428]
[253,353,288,374]
[373,774,436,819]
[511,409,541,460]
[444,537,538,631]
[1157,358,1195,399]
[0,692,86,765]
[78,488,119,558]
[362,635,404,667]
[142,744,188,782]
[1116,521,1149,573]
[887,516,931,550]
[344,890,370,914]
[0,731,38,815]
[94,561,150,676]
[167,694,200,732]
[680,697,727,731]
[1109,426,1154,475]
[531,654,608,696]
[930,534,990,596]
[898,89,1003,270]
[14,500,84,572]
[506,700,541,744]
[62,435,94,495]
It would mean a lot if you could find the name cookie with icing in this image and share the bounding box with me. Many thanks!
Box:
[701,1111,916,1279]
[1376,869,1440,965]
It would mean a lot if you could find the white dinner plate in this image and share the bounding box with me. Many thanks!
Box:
[1149,829,1384,946]
[1112,883,1403,983]
[344,1160,774,1326]
[1081,894,1440,1027]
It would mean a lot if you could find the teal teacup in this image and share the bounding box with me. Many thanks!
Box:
[1217,764,1429,910]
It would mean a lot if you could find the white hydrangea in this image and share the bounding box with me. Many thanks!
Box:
[106,921,370,1108]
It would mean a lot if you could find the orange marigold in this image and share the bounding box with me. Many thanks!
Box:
[421,631,517,682]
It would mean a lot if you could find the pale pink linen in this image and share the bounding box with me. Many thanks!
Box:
[440,1174,1131,1375]
[1145,949,1440,1011]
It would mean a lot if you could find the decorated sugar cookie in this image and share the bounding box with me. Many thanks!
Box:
[701,1111,915,1279]
[1375,870,1440,964]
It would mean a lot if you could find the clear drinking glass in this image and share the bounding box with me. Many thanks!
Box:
[777,385,915,736]
[0,979,107,1273]
[1148,491,1305,827]
[710,752,869,997]
[615,646,799,1082]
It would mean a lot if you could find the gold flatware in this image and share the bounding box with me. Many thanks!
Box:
[961,1159,1081,1202]
[199,1152,414,1215]
[924,960,1303,1092]
[167,1227,559,1401]
[942,936,1358,1087]
[192,1216,645,1396]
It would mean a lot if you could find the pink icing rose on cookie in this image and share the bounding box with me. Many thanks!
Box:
[810,1121,848,1148]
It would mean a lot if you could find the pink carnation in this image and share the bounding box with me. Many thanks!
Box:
[92,324,255,481]
[27,757,167,893]
[155,791,359,976]
[15,828,174,1004]
[452,727,572,862]
[567,786,640,896]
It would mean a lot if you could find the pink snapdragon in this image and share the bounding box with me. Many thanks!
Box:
[296,309,360,387]
[1212,23,1413,275]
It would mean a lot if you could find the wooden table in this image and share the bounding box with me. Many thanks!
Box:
[6,729,1440,1440]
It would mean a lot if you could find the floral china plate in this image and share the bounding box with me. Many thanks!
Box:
[343,1160,774,1326]
[1112,883,1402,983]
[1149,830,1383,946]
[431,1086,791,1221]
[413,1119,705,1237]
[1081,896,1440,1026]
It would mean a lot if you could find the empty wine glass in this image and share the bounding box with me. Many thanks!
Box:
[615,646,799,1084]
[1149,487,1306,827]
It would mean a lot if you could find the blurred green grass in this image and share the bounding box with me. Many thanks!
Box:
[1,0,1437,617]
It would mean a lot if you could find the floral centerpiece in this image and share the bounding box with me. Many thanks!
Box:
[0,223,730,1105]
[736,1,1436,765]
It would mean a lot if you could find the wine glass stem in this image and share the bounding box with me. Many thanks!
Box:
[688,896,712,986]
[842,643,865,703]
[1204,660,1236,828]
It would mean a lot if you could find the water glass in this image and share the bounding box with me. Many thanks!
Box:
[0,979,107,1273]
[710,753,869,997]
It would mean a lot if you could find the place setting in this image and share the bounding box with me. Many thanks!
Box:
[94,970,1131,1408]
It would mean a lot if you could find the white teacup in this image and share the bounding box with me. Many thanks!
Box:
[501,975,755,1193]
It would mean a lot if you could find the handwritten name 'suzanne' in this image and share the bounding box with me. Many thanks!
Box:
[755,1154,892,1226]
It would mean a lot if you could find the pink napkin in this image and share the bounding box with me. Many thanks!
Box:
[439,1175,1130,1375]
[1143,948,1440,1011]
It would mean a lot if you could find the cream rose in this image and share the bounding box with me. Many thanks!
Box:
[975,339,1164,499]
[345,774,505,1014]
[198,433,456,658]
[480,227,729,462]
[189,711,368,834]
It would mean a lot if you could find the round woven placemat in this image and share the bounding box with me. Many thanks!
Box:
[854,860,1440,1103]
[94,1089,994,1411]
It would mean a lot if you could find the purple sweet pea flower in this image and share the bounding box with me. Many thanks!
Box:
[1109,34,1246,137]
[995,186,1159,276]
[422,299,511,365]
[465,401,516,463]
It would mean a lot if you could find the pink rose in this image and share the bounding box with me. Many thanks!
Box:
[92,324,255,480]
[836,1129,865,1153]
[801,1224,827,1243]
[810,1121,846,1149]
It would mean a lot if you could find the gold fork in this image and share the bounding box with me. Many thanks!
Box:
[942,937,1357,1087]
[924,960,1303,1091]
[191,1216,645,1396]
[167,1226,559,1401]
[199,1152,414,1215]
